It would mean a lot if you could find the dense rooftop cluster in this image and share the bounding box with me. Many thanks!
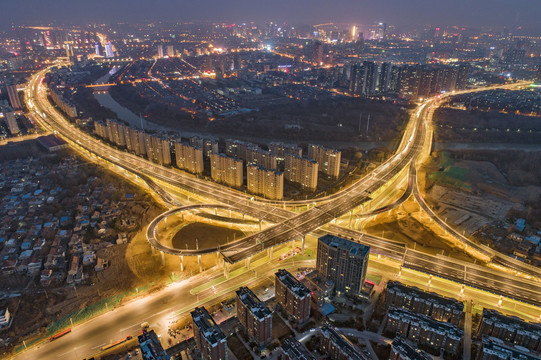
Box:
[0,156,138,288]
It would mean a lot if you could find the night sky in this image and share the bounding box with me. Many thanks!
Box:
[1,0,539,29]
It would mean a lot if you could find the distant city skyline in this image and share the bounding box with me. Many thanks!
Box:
[1,0,540,30]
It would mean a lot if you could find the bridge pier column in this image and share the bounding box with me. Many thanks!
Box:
[301,235,306,254]
[215,207,217,215]
[245,257,251,270]
[259,219,262,231]
[161,252,165,266]
[181,212,184,222]
[242,213,245,220]
[349,210,353,227]
[180,256,184,272]
[224,262,229,279]
[151,246,156,255]
[267,247,274,260]
[198,255,202,273]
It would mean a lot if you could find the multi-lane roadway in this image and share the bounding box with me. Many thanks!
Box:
[18,65,541,360]
[26,64,424,261]
[26,65,541,276]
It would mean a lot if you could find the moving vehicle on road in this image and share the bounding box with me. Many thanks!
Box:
[101,335,133,351]
[49,328,71,341]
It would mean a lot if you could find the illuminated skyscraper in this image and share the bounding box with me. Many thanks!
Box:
[316,234,369,297]
[378,62,392,93]
[321,325,367,360]
[275,269,311,323]
[224,139,257,161]
[175,142,204,175]
[94,121,108,139]
[349,62,367,94]
[363,61,378,95]
[236,287,272,346]
[308,145,341,178]
[398,65,422,99]
[430,67,446,94]
[157,44,164,58]
[95,42,103,56]
[145,134,171,166]
[388,65,402,93]
[375,22,387,40]
[350,25,357,42]
[246,148,277,170]
[106,119,126,147]
[191,307,228,360]
[64,44,74,58]
[104,41,114,58]
[442,66,459,92]
[503,47,526,65]
[210,153,243,188]
[455,65,470,90]
[312,40,324,65]
[190,136,218,158]
[247,164,283,200]
[268,143,302,161]
[418,68,435,99]
[284,155,318,191]
[349,61,378,96]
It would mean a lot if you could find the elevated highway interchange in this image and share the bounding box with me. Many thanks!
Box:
[25,66,541,306]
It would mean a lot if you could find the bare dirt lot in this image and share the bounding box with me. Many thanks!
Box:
[421,151,541,234]
[171,222,245,249]
[362,199,475,262]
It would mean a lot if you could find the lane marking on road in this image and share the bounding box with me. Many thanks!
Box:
[119,323,143,333]
[58,347,80,357]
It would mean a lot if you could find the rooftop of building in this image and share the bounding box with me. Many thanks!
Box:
[321,324,368,360]
[236,286,272,320]
[318,234,370,257]
[276,269,311,298]
[481,336,541,360]
[391,337,432,360]
[285,154,318,164]
[483,308,541,335]
[191,307,227,346]
[176,141,202,150]
[387,281,464,312]
[247,163,282,175]
[213,152,243,162]
[37,135,67,149]
[281,337,316,360]
[137,330,169,360]
[309,144,340,153]
[269,142,301,148]
[387,307,463,339]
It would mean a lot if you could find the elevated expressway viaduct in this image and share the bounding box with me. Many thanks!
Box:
[25,65,541,306]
